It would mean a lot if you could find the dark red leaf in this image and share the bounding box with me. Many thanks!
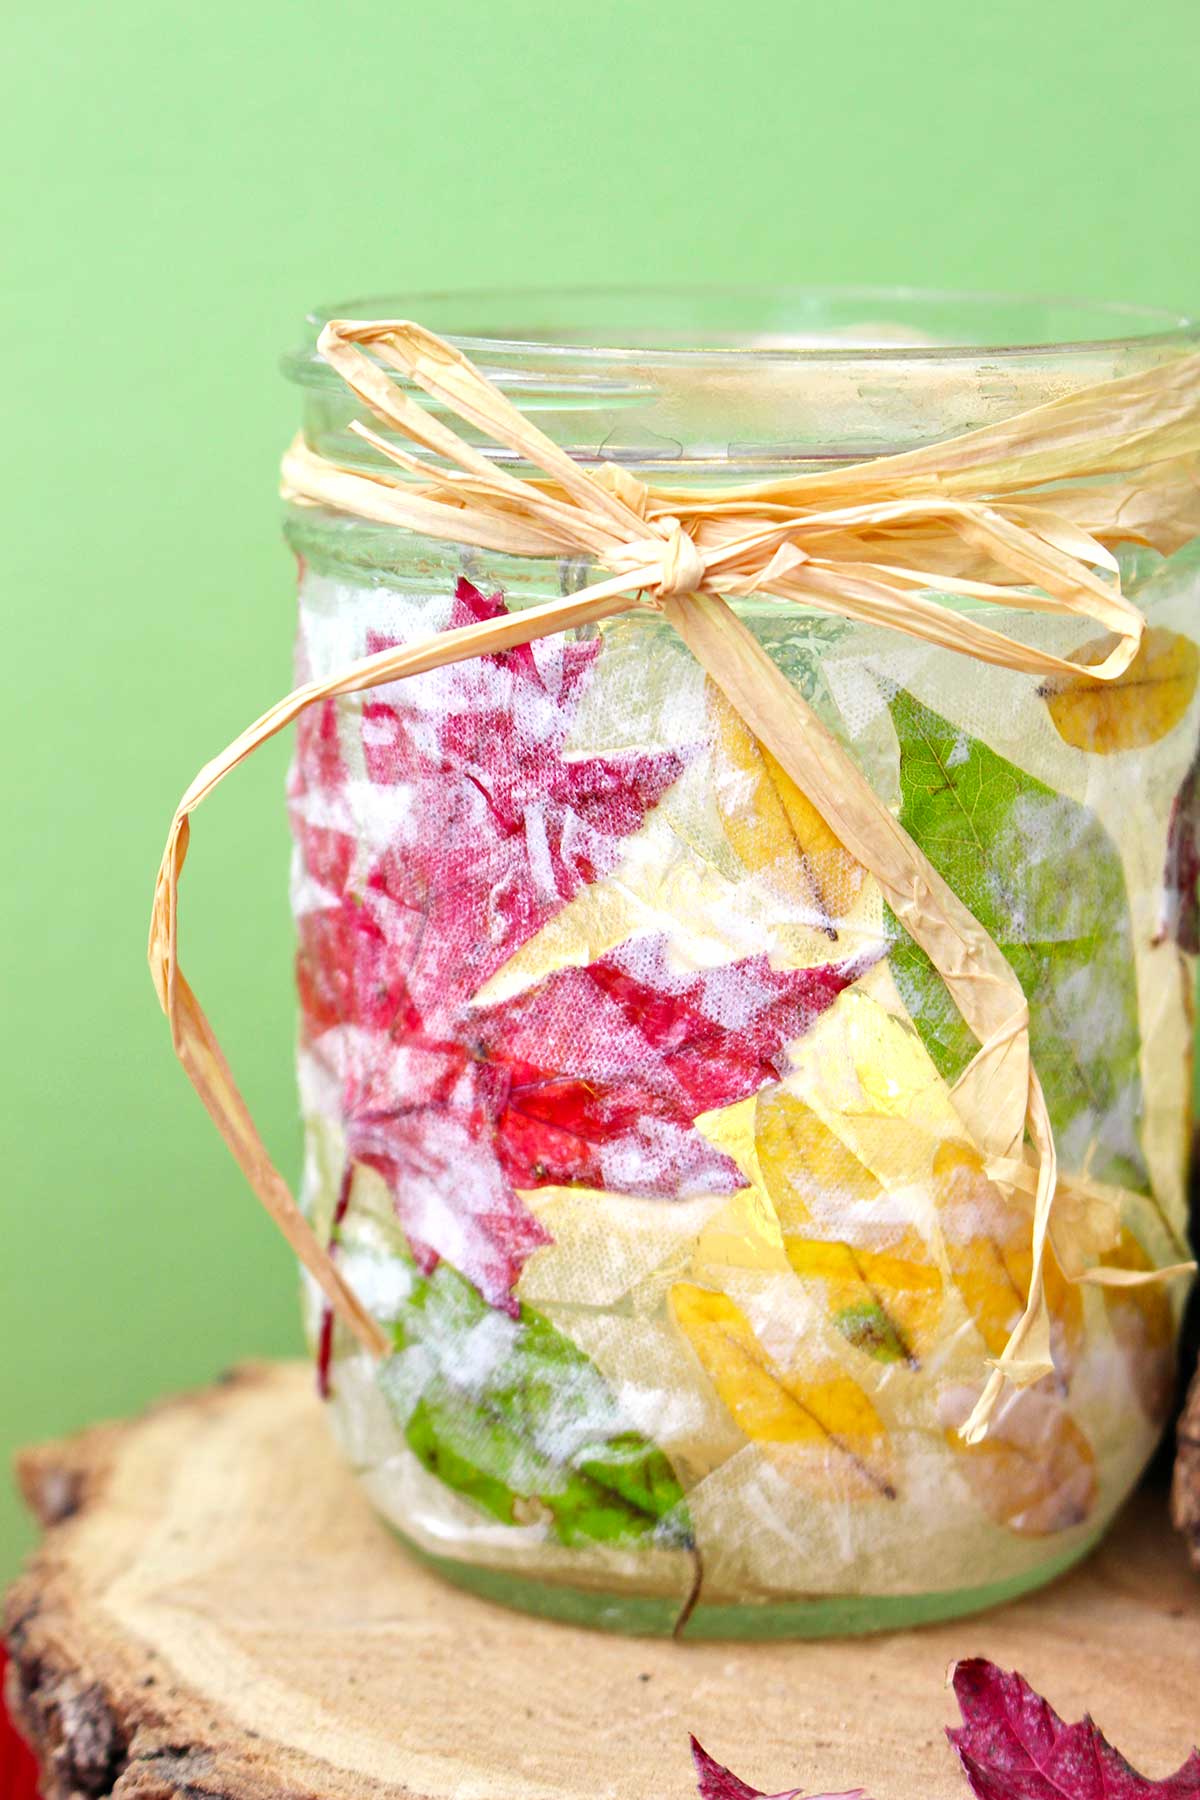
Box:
[948,1658,1200,1800]
[690,1735,867,1800]
[0,1649,41,1800]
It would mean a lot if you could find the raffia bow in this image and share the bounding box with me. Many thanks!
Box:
[151,318,1200,1438]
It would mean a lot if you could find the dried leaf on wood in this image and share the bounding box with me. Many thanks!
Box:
[948,1658,1200,1799]
[1041,627,1199,754]
[690,1736,869,1800]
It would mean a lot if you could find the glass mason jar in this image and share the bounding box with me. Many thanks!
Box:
[281,289,1199,1637]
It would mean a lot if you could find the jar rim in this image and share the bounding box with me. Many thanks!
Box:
[285,285,1200,473]
[284,283,1200,385]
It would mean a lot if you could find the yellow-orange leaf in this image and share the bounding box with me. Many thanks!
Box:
[941,1385,1097,1536]
[668,1282,897,1501]
[756,1086,882,1220]
[756,1087,943,1365]
[1101,1228,1176,1424]
[782,1237,942,1367]
[933,1141,1084,1382]
[711,684,866,935]
[1042,626,1199,754]
[692,1183,790,1278]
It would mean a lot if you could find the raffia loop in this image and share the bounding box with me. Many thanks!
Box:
[155,317,1200,1436]
[293,316,1200,683]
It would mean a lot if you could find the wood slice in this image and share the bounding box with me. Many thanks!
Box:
[5,1362,1200,1800]
[1172,1359,1200,1567]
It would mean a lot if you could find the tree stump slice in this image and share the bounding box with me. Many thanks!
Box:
[1172,1360,1200,1568]
[6,1363,1200,1800]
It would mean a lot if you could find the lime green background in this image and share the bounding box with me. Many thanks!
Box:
[3,0,1199,1582]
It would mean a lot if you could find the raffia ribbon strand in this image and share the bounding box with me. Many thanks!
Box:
[152,320,1200,1438]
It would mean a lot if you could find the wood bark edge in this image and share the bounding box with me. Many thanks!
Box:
[2,1364,400,1800]
[1171,1358,1200,1569]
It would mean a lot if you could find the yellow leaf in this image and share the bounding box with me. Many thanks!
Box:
[755,1086,881,1222]
[783,989,966,1190]
[692,1185,790,1277]
[711,684,866,936]
[755,1086,943,1365]
[941,1385,1097,1537]
[1042,626,1199,753]
[781,1238,942,1367]
[694,1094,762,1182]
[668,1283,897,1500]
[1100,1228,1176,1424]
[932,1141,1084,1382]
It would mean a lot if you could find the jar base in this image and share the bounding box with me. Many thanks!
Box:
[387,1524,1104,1640]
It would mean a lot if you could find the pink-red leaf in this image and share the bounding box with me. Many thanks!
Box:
[690,1736,868,1800]
[472,936,875,1195]
[293,576,873,1321]
[0,1649,41,1800]
[948,1659,1200,1800]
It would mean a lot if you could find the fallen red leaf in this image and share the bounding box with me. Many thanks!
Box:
[0,1649,41,1800]
[948,1659,1200,1800]
[690,1736,868,1800]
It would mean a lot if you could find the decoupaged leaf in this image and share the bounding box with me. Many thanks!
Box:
[690,1736,869,1800]
[293,576,685,1312]
[886,689,1147,1190]
[932,1141,1084,1386]
[296,577,873,1327]
[948,1658,1200,1799]
[1042,626,1199,754]
[378,1238,692,1553]
[755,1087,942,1367]
[756,996,1083,1387]
[940,1385,1097,1537]
[734,992,1096,1537]
[667,1282,897,1500]
[1101,1228,1176,1425]
[710,684,867,939]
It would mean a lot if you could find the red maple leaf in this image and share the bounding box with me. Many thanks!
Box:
[0,1649,41,1800]
[948,1659,1200,1800]
[291,578,871,1345]
[690,1736,868,1800]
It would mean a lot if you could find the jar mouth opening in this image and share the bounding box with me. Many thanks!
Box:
[284,283,1199,385]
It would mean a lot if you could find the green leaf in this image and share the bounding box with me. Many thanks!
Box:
[833,1300,909,1363]
[885,688,1147,1192]
[378,1248,692,1552]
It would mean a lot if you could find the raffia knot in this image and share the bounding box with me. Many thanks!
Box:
[155,313,1200,1414]
[652,516,709,599]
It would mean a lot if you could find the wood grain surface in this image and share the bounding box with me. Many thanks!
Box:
[6,1362,1199,1800]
